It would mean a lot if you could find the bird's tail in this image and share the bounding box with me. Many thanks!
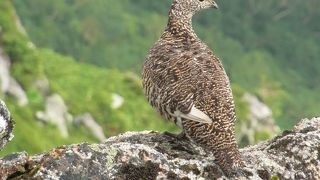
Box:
[183,120,243,174]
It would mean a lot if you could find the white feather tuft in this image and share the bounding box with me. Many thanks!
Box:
[170,105,212,126]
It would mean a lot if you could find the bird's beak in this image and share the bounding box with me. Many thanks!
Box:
[211,1,219,9]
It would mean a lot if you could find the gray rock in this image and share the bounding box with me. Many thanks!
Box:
[243,93,274,122]
[111,93,124,109]
[36,94,72,138]
[74,113,106,142]
[0,47,29,106]
[0,99,14,151]
[240,93,280,145]
[7,77,29,106]
[0,118,319,179]
[0,50,10,94]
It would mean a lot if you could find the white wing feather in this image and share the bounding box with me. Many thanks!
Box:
[169,105,213,125]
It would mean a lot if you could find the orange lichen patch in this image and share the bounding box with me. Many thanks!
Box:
[48,146,67,159]
[71,145,80,153]
[141,151,151,161]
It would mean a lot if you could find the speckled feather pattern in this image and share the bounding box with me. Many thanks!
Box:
[142,0,243,172]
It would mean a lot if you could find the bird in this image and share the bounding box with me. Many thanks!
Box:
[142,0,243,174]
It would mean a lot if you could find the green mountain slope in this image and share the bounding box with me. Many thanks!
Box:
[12,0,320,128]
[0,0,176,155]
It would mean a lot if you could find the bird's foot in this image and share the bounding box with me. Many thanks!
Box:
[163,131,187,140]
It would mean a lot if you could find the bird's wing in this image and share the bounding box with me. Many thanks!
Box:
[170,52,225,125]
[168,105,213,124]
[145,43,223,125]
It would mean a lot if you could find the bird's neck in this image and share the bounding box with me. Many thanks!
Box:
[162,9,198,42]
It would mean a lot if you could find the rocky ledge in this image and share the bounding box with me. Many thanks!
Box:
[0,117,319,179]
[0,100,14,150]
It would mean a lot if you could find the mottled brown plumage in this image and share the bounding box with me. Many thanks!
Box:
[142,0,243,173]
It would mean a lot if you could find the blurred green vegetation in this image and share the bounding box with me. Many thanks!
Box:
[0,0,319,155]
[41,49,177,134]
[12,0,320,128]
[0,0,176,155]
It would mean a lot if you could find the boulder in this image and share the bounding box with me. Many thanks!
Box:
[36,94,72,138]
[0,118,319,179]
[74,113,106,142]
[0,99,14,151]
[0,47,28,106]
[240,93,280,145]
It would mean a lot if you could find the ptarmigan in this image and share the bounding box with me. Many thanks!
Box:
[142,0,243,173]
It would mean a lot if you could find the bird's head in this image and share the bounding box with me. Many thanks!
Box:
[170,0,218,19]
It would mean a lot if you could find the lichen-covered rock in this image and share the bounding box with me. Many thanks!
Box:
[0,99,14,151]
[242,117,320,180]
[0,118,319,179]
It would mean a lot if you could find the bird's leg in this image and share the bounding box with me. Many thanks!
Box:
[163,131,187,140]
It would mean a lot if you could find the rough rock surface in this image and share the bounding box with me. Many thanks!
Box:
[0,118,319,180]
[0,99,14,150]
